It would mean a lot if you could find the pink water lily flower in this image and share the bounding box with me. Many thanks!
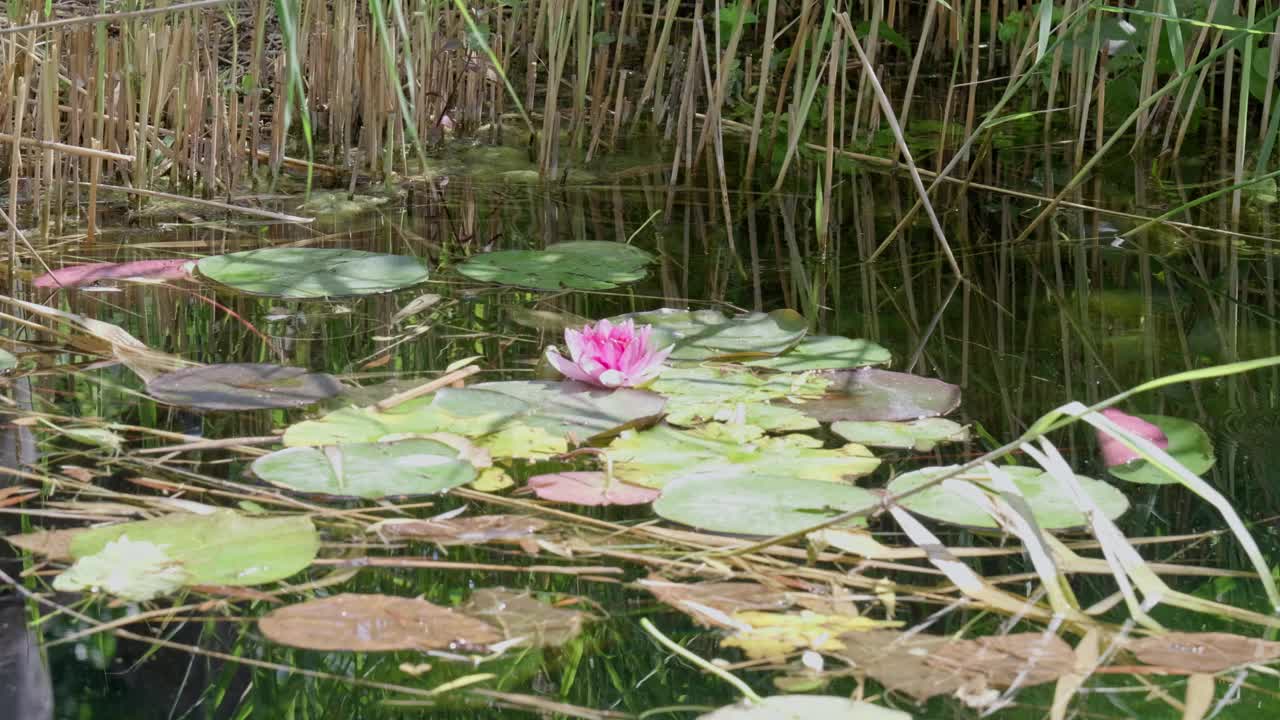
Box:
[545,318,672,388]
[1098,408,1169,467]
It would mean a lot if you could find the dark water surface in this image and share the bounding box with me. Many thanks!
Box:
[4,137,1280,718]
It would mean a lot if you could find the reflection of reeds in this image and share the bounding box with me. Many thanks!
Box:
[2,1,1277,226]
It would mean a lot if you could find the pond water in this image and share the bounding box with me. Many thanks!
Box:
[4,136,1280,719]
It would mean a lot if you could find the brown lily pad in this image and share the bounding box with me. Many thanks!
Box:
[5,528,83,561]
[258,593,501,652]
[639,576,793,629]
[1128,632,1280,673]
[785,368,960,423]
[147,363,343,411]
[461,588,586,648]
[927,632,1076,687]
[834,629,970,702]
[371,514,548,547]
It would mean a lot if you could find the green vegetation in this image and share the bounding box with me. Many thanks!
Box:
[4,1,1280,719]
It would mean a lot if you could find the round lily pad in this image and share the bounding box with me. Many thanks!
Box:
[259,593,501,652]
[612,308,808,361]
[652,366,827,432]
[785,368,961,422]
[146,363,343,410]
[655,474,877,536]
[744,335,892,371]
[887,465,1130,530]
[285,381,664,458]
[456,241,653,290]
[607,422,880,489]
[68,510,318,586]
[196,248,430,298]
[252,440,477,499]
[701,696,911,720]
[831,418,970,451]
[1107,414,1215,485]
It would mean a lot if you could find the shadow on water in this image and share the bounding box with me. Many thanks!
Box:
[6,134,1280,717]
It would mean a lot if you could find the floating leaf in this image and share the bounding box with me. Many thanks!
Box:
[887,465,1130,530]
[612,308,808,361]
[471,467,517,492]
[743,335,891,371]
[33,259,192,288]
[722,610,903,659]
[608,423,879,489]
[369,515,547,546]
[669,403,820,433]
[1127,632,1280,673]
[298,191,389,216]
[196,248,430,298]
[700,696,912,720]
[70,510,318,586]
[258,593,501,652]
[285,382,664,457]
[252,440,477,499]
[528,471,660,506]
[146,364,343,411]
[830,418,970,451]
[462,589,586,648]
[927,633,1076,687]
[784,368,961,422]
[1107,415,1215,485]
[834,630,968,702]
[654,473,877,536]
[5,528,82,561]
[639,576,794,629]
[53,536,190,601]
[653,365,826,432]
[456,241,654,290]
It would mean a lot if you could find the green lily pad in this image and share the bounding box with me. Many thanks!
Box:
[298,191,389,216]
[606,422,880,489]
[284,382,665,457]
[69,510,318,586]
[652,366,827,432]
[196,248,430,298]
[146,363,343,410]
[456,241,653,290]
[611,308,808,361]
[0,348,15,372]
[1108,415,1216,485]
[887,465,1129,530]
[53,536,190,601]
[655,474,877,536]
[252,439,478,499]
[785,368,961,422]
[744,336,892,371]
[831,418,970,451]
[701,696,912,720]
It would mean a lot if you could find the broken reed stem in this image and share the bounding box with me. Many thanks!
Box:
[86,139,101,243]
[0,133,133,161]
[372,364,481,412]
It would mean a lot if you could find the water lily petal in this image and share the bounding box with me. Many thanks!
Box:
[546,347,599,384]
[1098,408,1169,467]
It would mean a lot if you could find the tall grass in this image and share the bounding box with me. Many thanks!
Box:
[1,0,1278,246]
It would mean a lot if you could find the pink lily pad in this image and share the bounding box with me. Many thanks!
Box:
[528,471,659,506]
[34,259,192,288]
[1098,408,1169,467]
